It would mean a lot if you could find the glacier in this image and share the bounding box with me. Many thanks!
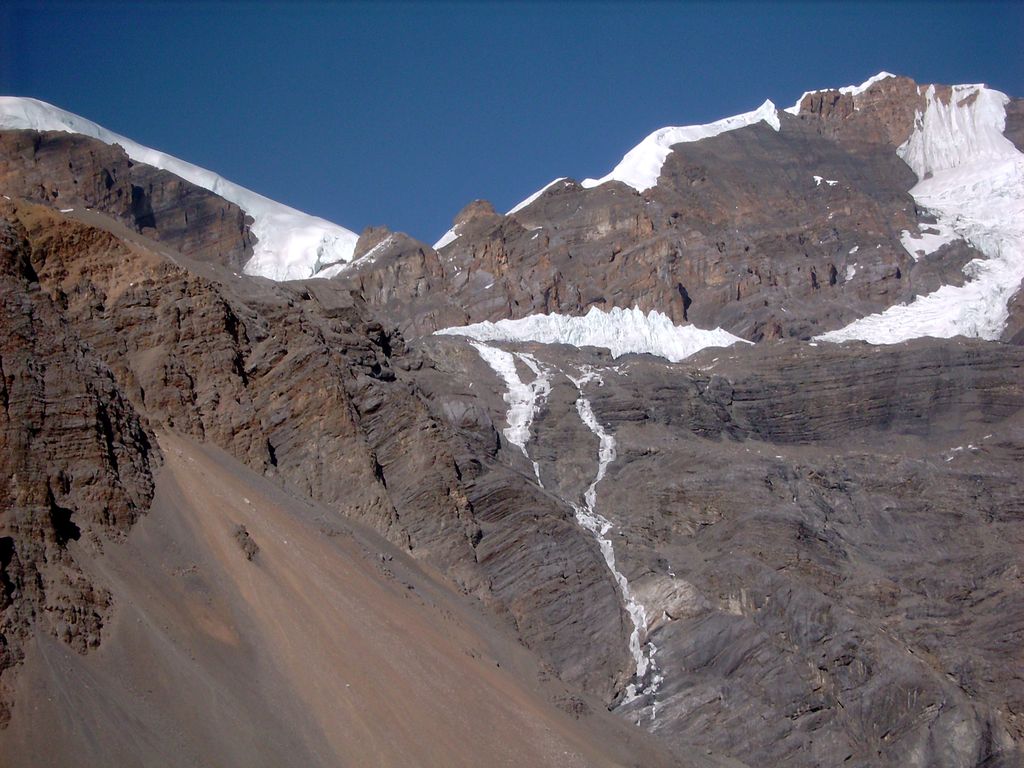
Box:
[816,83,1024,344]
[437,306,750,363]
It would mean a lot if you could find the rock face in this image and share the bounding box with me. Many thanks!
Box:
[0,72,1022,768]
[0,131,254,270]
[0,211,158,726]
[789,74,926,146]
[414,335,1024,766]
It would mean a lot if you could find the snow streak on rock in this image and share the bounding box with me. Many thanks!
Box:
[318,235,396,278]
[433,226,461,250]
[568,369,662,718]
[469,342,551,485]
[0,96,358,281]
[438,306,749,363]
[506,177,569,215]
[817,84,1024,344]
[581,100,780,193]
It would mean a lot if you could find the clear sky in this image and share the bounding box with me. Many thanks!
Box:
[3,1,1022,243]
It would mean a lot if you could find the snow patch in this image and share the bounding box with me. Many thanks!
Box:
[813,175,838,187]
[581,100,780,192]
[816,83,1024,344]
[357,235,395,264]
[0,97,359,281]
[315,261,348,280]
[899,221,960,261]
[315,235,396,279]
[846,264,857,281]
[437,306,749,362]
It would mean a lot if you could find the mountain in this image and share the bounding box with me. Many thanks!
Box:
[0,72,1022,768]
[0,97,359,280]
[345,74,1024,347]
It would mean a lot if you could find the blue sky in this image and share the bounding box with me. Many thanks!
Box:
[3,1,1022,243]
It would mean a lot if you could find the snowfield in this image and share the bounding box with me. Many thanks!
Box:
[0,96,359,281]
[432,226,461,250]
[437,306,750,362]
[816,83,1024,344]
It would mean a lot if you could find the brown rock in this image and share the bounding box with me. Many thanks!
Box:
[0,212,158,725]
[0,130,254,270]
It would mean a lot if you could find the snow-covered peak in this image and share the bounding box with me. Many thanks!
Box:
[581,100,780,193]
[436,306,750,362]
[784,71,897,115]
[0,96,358,281]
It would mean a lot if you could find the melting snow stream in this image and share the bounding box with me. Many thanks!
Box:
[469,342,550,486]
[470,342,662,721]
[567,369,663,721]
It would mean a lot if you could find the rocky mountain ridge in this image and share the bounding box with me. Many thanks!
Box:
[326,74,1023,350]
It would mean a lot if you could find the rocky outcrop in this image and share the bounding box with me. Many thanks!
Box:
[0,130,254,270]
[788,74,926,147]
[1005,97,1024,152]
[332,227,455,334]
[0,212,158,725]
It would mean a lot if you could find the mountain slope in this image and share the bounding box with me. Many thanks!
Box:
[0,430,684,767]
[415,332,1024,765]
